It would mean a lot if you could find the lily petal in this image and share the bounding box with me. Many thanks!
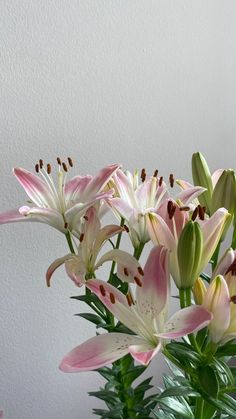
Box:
[176,186,206,206]
[0,208,33,224]
[65,175,92,201]
[129,341,162,365]
[84,164,120,197]
[212,169,224,189]
[59,333,144,372]
[147,213,175,250]
[157,305,212,339]
[213,248,236,277]
[46,254,74,287]
[19,206,65,232]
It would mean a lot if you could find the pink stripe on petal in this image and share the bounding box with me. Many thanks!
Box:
[157,306,212,339]
[85,164,120,197]
[13,167,53,207]
[177,186,206,206]
[129,342,161,365]
[46,254,73,286]
[147,213,175,250]
[0,208,32,224]
[59,333,142,372]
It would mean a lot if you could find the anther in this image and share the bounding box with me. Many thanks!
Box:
[39,159,43,169]
[126,294,132,307]
[64,222,68,229]
[99,285,106,297]
[57,157,62,165]
[35,163,39,173]
[167,200,173,215]
[191,206,199,221]
[79,233,84,242]
[68,157,73,167]
[153,169,158,178]
[198,205,205,221]
[169,205,176,220]
[83,215,89,221]
[141,168,146,182]
[110,293,116,304]
[124,267,129,276]
[134,276,142,287]
[230,295,236,304]
[169,174,174,188]
[179,206,190,211]
[123,225,129,233]
[62,162,68,172]
[47,164,51,174]
[137,266,144,276]
[159,176,163,187]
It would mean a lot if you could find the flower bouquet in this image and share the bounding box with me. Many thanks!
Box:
[1,152,236,418]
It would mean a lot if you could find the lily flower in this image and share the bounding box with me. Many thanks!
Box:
[59,246,212,372]
[147,203,229,288]
[46,207,144,287]
[0,159,120,236]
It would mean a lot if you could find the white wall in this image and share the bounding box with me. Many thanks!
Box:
[1,1,236,418]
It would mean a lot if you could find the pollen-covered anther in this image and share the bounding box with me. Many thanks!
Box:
[141,168,146,182]
[79,233,84,242]
[39,159,43,169]
[47,164,51,174]
[64,222,68,229]
[134,276,142,287]
[167,201,176,220]
[230,295,236,304]
[123,225,129,233]
[191,206,199,221]
[137,266,144,276]
[124,267,129,276]
[198,205,205,220]
[159,176,163,187]
[169,173,174,188]
[179,206,190,211]
[153,169,158,178]
[68,157,73,167]
[126,293,132,307]
[99,285,106,297]
[57,157,62,165]
[110,293,116,304]
[62,162,68,172]
[35,163,39,173]
[83,215,89,221]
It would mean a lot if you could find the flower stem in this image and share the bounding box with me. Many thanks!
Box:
[179,287,201,353]
[65,231,75,254]
[133,242,145,261]
[195,397,204,419]
[108,218,125,284]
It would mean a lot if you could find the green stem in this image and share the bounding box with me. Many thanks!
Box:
[179,288,201,353]
[231,223,236,250]
[65,231,75,253]
[162,348,190,375]
[195,397,204,419]
[133,242,145,261]
[108,218,125,284]
[116,357,136,418]
[211,240,221,272]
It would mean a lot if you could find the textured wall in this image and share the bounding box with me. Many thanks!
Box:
[1,1,236,418]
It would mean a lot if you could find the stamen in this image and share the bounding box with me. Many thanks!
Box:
[159,176,163,187]
[47,164,51,174]
[191,206,199,221]
[167,200,173,215]
[169,173,174,188]
[153,169,158,178]
[137,266,144,276]
[141,168,146,182]
[110,293,115,304]
[123,225,129,233]
[179,206,190,211]
[68,157,73,167]
[230,295,236,304]
[124,267,129,276]
[64,222,68,229]
[169,205,176,220]
[198,205,205,221]
[126,294,132,307]
[134,276,142,287]
[57,157,62,165]
[79,233,84,242]
[35,163,39,173]
[62,162,68,172]
[39,159,43,169]
[99,285,106,297]
[83,215,89,221]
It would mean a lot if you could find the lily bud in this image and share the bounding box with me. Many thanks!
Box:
[192,152,213,214]
[193,277,207,305]
[177,221,203,289]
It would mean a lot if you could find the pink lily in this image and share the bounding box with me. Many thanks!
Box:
[0,160,120,236]
[46,207,143,287]
[59,246,212,372]
[147,203,229,288]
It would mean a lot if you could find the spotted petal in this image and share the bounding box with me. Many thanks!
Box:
[129,341,162,365]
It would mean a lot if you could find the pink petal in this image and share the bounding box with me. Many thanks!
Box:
[213,248,236,277]
[65,175,92,201]
[212,169,224,189]
[136,246,169,322]
[176,186,206,206]
[147,213,175,250]
[113,170,137,206]
[129,342,162,365]
[13,167,54,208]
[0,208,32,224]
[65,258,86,287]
[19,206,65,232]
[157,200,188,239]
[84,164,120,197]
[107,197,135,221]
[157,306,212,339]
[46,254,74,287]
[59,333,143,372]
[93,225,124,256]
[97,249,143,284]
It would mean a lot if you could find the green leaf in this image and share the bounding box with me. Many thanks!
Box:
[157,397,194,418]
[75,312,104,325]
[157,386,199,399]
[213,359,235,387]
[216,341,236,357]
[198,365,219,398]
[123,365,146,386]
[206,393,236,416]
[200,272,211,283]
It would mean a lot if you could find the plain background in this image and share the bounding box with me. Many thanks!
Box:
[1,1,236,418]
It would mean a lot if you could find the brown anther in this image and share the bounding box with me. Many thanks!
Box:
[137,266,144,276]
[179,206,190,211]
[39,159,43,169]
[202,206,206,213]
[47,164,51,174]
[123,225,129,233]
[83,215,89,221]
[110,293,116,304]
[153,169,158,178]
[159,176,163,187]
[79,233,84,242]
[99,285,106,297]
[126,294,132,307]
[134,276,142,287]
[191,206,199,221]
[124,267,129,276]
[230,295,236,304]
[169,205,176,220]
[57,157,62,165]
[35,163,39,173]
[167,200,173,215]
[141,168,146,182]
[62,162,68,172]
[64,222,68,229]
[169,174,174,188]
[68,157,73,167]
[198,205,205,221]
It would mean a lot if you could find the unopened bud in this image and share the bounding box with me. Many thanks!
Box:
[192,152,213,214]
[177,220,203,289]
[193,277,207,305]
